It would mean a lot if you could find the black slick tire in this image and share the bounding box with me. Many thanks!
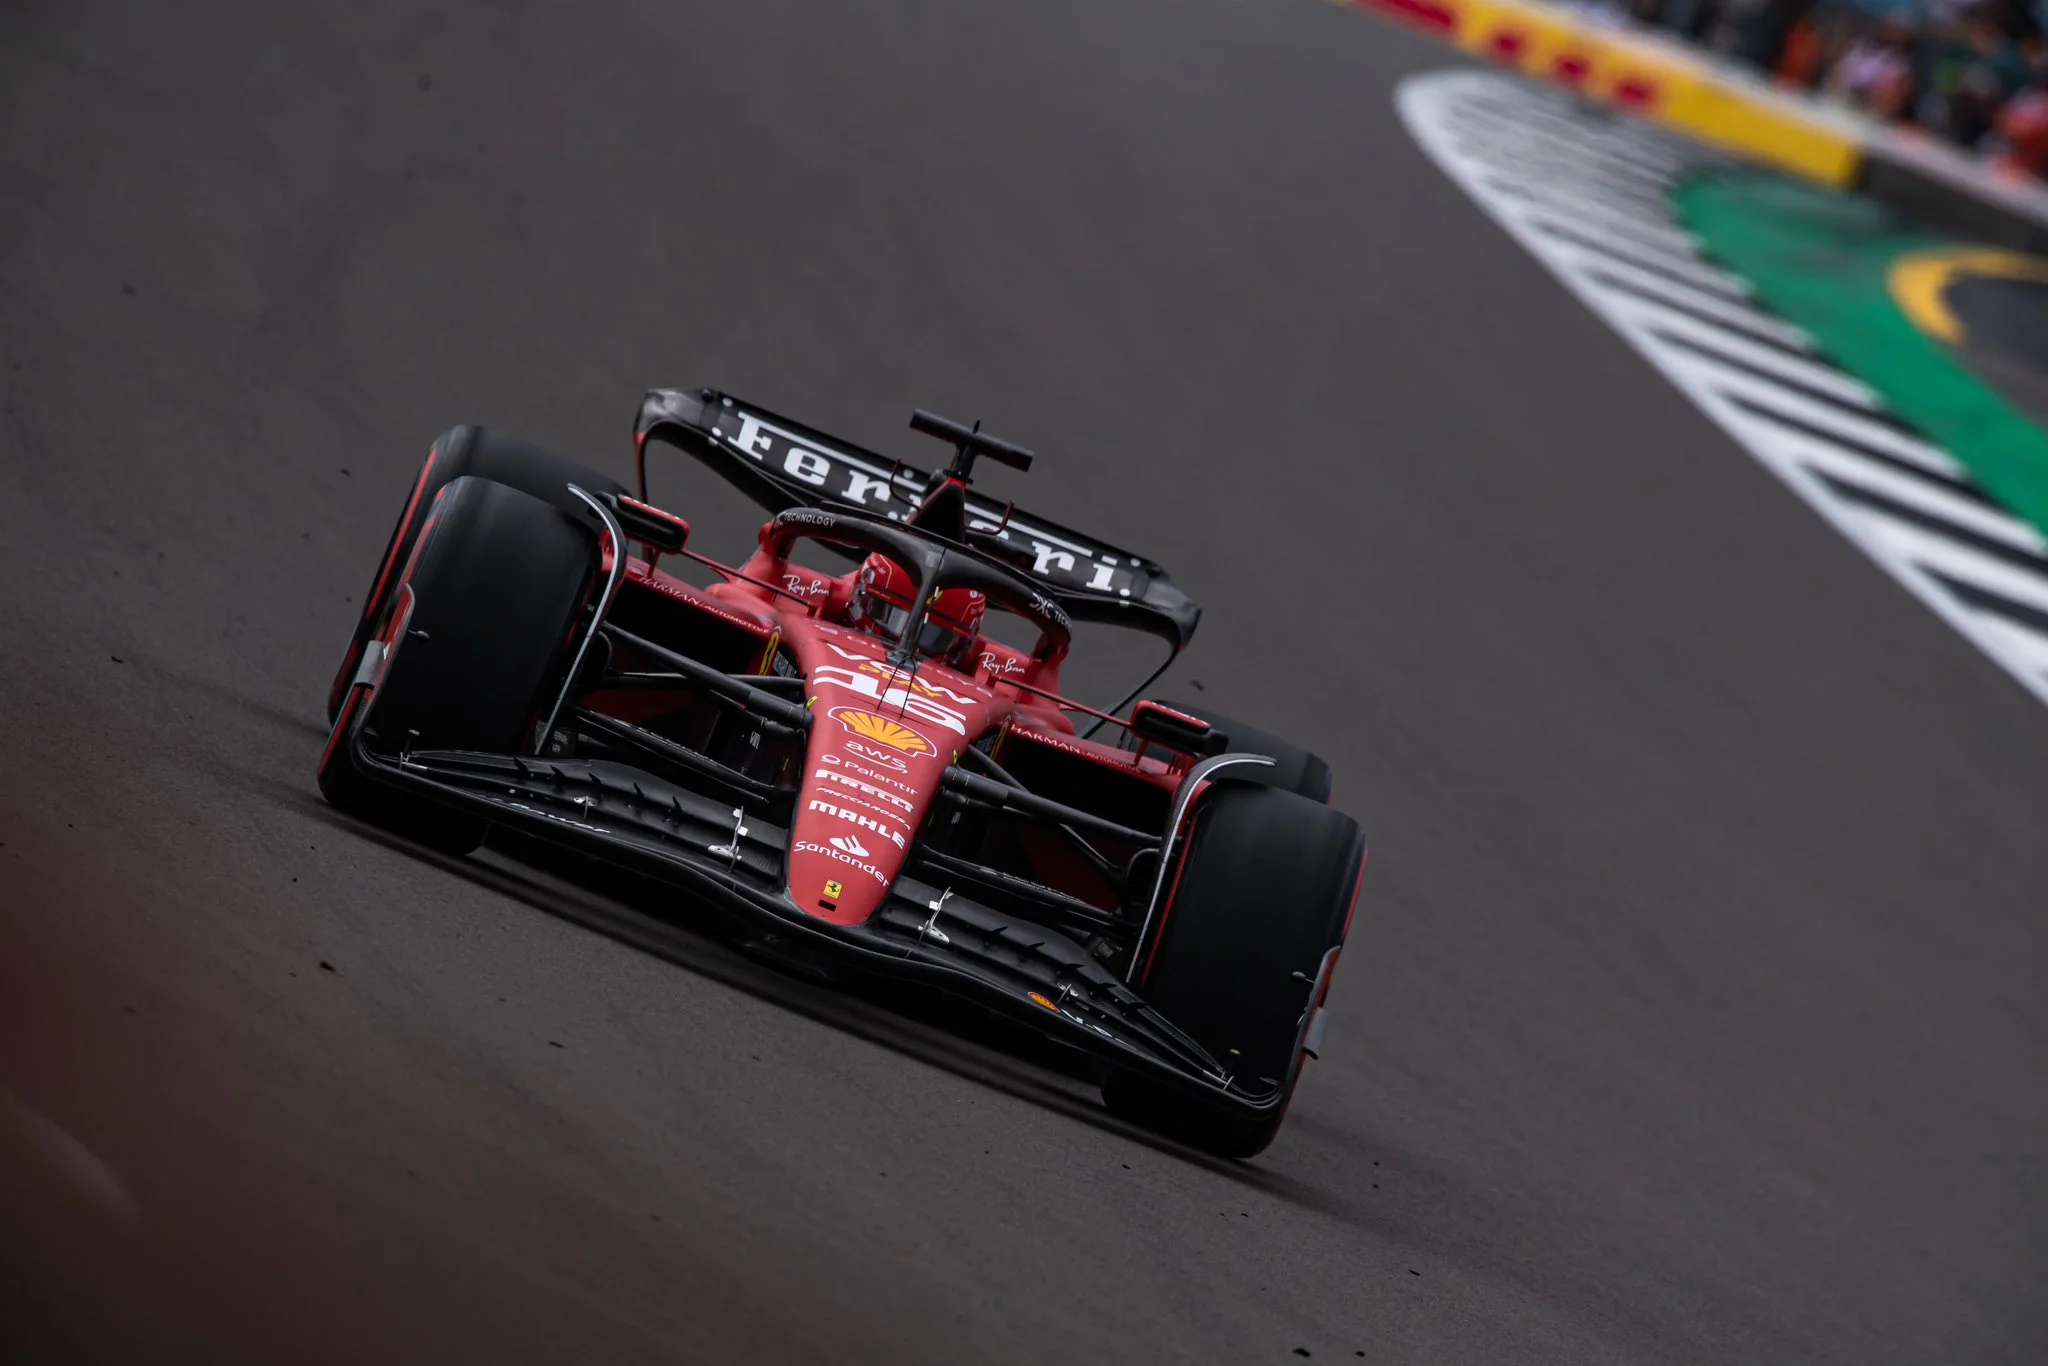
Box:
[318,476,599,855]
[326,427,622,723]
[1102,781,1365,1158]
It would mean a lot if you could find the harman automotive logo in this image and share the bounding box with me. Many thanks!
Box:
[830,833,870,857]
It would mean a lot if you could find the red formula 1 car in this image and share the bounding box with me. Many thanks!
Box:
[318,389,1367,1157]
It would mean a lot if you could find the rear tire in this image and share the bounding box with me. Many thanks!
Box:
[1103,782,1365,1158]
[1130,700,1332,803]
[326,427,622,723]
[318,476,600,854]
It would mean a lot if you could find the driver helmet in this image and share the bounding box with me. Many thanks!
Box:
[851,553,985,665]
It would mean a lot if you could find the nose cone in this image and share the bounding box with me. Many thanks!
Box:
[786,695,945,925]
[777,618,1001,924]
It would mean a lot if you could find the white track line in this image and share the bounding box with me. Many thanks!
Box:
[1399,69,2048,708]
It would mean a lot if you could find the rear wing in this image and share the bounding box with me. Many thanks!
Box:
[635,387,1201,650]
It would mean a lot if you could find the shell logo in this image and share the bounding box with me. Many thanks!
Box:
[829,707,935,757]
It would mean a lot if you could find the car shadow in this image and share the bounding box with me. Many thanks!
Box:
[271,778,1274,1181]
[268,777,1711,1350]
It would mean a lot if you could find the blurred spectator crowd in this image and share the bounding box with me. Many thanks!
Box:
[1583,0,2048,176]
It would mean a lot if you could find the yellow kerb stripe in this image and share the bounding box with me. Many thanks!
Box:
[1889,246,2048,344]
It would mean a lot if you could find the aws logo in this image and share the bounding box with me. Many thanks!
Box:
[829,707,935,757]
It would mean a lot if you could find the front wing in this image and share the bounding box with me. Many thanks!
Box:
[344,735,1285,1115]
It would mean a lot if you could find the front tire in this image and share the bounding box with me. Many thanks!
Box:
[318,476,600,854]
[1103,781,1365,1158]
[326,427,622,724]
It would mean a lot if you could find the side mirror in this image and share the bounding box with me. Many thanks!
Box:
[1129,701,1228,758]
[605,493,689,553]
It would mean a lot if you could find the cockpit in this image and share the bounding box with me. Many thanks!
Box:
[848,552,984,668]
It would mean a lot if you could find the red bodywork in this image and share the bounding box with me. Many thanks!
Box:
[587,526,1188,928]
[319,400,1362,1141]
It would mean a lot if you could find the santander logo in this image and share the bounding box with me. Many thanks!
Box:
[829,833,871,857]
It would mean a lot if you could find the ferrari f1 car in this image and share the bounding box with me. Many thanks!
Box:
[318,389,1367,1158]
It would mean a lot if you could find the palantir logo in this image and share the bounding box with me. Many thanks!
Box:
[830,833,871,857]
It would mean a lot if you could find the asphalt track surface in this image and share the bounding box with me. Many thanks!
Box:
[1956,276,2048,430]
[3,2,2046,1363]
